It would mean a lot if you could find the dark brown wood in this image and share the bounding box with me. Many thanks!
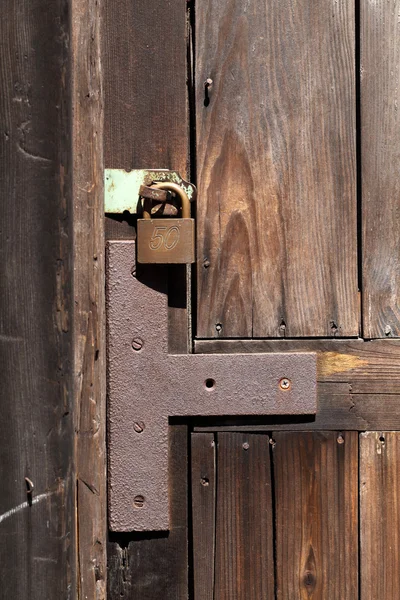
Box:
[191,433,216,600]
[273,432,358,599]
[214,433,274,599]
[107,424,188,599]
[360,432,400,598]
[102,0,190,587]
[71,0,106,595]
[0,0,74,597]
[362,2,400,338]
[103,0,188,173]
[196,0,358,338]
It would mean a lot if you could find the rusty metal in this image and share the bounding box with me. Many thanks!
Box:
[139,184,178,217]
[142,182,191,219]
[139,185,170,202]
[137,182,195,264]
[107,241,317,531]
[104,169,197,215]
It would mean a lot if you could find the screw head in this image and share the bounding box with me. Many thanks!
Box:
[203,259,210,268]
[133,495,145,508]
[279,377,291,391]
[131,338,143,351]
[133,421,145,434]
[242,442,250,450]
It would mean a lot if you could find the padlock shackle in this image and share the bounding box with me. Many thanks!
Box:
[143,182,191,220]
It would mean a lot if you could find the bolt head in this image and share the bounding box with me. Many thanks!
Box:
[133,421,145,434]
[133,495,145,508]
[279,377,291,390]
[131,338,143,351]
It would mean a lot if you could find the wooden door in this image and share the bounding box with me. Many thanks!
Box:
[103,0,400,599]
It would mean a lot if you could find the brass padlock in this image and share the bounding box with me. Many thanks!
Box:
[137,182,195,264]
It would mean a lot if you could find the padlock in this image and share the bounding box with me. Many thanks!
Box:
[137,182,195,264]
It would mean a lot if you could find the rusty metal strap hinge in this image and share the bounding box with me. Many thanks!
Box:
[106,241,317,532]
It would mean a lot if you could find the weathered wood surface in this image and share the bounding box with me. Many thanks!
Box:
[214,433,274,599]
[191,433,216,600]
[107,425,188,599]
[103,0,188,173]
[196,0,357,338]
[0,0,74,597]
[71,0,106,596]
[360,432,400,599]
[362,1,400,338]
[273,432,358,599]
[102,0,190,592]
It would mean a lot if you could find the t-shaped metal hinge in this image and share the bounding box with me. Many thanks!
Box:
[106,241,317,531]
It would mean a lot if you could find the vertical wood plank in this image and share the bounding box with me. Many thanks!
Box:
[103,0,188,174]
[102,0,190,595]
[273,431,358,599]
[360,432,400,598]
[0,0,74,597]
[362,0,400,337]
[71,0,106,596]
[214,433,274,599]
[191,433,216,600]
[107,424,188,599]
[196,0,357,338]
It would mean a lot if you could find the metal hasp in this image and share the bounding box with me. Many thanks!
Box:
[107,241,317,531]
[104,169,197,215]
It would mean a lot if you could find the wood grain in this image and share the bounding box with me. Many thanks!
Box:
[0,0,74,597]
[214,433,274,599]
[107,425,188,599]
[191,433,216,600]
[273,432,358,599]
[360,432,400,598]
[71,0,106,596]
[102,0,190,594]
[196,0,358,338]
[103,0,188,173]
[362,1,400,338]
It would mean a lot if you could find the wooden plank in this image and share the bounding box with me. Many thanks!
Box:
[362,1,400,338]
[191,433,216,600]
[102,0,190,592]
[196,0,357,338]
[0,0,74,597]
[214,433,274,599]
[107,424,188,599]
[273,432,358,599]
[360,432,400,598]
[195,338,400,387]
[71,0,106,596]
[103,0,188,173]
